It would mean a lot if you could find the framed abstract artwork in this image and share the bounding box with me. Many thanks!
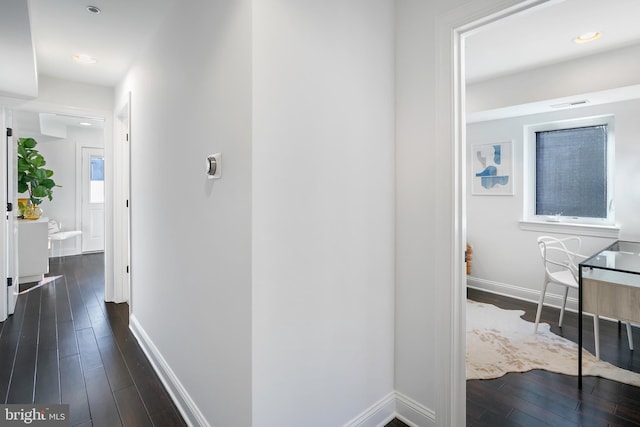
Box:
[471,141,513,195]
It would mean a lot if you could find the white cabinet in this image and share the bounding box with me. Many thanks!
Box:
[18,217,49,283]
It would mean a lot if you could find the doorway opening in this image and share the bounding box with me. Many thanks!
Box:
[5,106,117,318]
[455,0,640,424]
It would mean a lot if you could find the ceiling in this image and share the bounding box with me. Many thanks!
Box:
[27,0,176,87]
[3,1,640,93]
[465,0,640,84]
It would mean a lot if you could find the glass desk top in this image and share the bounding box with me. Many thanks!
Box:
[580,240,640,276]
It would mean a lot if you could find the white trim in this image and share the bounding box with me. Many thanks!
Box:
[343,392,436,427]
[466,276,579,311]
[129,315,207,427]
[438,1,554,426]
[518,220,620,238]
[342,392,396,427]
[394,392,436,427]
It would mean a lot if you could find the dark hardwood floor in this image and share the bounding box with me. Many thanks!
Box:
[468,287,640,427]
[384,418,410,427]
[1,253,185,427]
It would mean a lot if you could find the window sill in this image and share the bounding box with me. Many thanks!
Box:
[518,220,620,238]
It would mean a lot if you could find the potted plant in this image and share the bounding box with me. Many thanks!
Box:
[17,137,58,219]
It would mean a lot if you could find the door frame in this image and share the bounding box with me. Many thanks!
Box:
[1,109,8,321]
[436,0,551,425]
[5,112,18,317]
[4,102,115,301]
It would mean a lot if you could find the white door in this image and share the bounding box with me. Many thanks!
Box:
[82,148,105,252]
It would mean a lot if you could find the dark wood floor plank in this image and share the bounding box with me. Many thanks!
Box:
[477,410,524,427]
[54,276,73,324]
[57,320,78,359]
[60,354,90,426]
[0,293,27,403]
[95,334,133,392]
[7,289,41,403]
[149,408,188,427]
[616,398,640,424]
[383,419,410,427]
[84,364,122,427]
[90,316,113,339]
[66,274,91,331]
[76,327,103,372]
[38,286,58,352]
[113,332,175,417]
[114,384,153,427]
[34,348,60,404]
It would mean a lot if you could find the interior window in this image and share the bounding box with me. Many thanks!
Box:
[90,156,105,204]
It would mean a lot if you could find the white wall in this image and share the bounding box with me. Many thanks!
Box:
[115,1,253,426]
[252,1,395,426]
[0,1,37,98]
[117,1,396,426]
[36,75,113,112]
[467,99,640,308]
[395,0,440,418]
[0,75,113,113]
[467,44,640,115]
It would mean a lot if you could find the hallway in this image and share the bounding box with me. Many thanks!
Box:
[1,254,185,426]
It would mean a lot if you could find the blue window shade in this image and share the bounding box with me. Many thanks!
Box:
[90,157,104,181]
[535,125,607,218]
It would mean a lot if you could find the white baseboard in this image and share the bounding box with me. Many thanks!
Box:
[393,392,436,427]
[343,392,396,427]
[129,318,437,427]
[129,315,206,427]
[344,391,435,427]
[466,276,578,312]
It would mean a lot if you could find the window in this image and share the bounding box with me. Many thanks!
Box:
[90,156,105,204]
[524,116,614,225]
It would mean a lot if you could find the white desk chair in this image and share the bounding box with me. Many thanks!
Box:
[48,220,82,261]
[534,235,634,359]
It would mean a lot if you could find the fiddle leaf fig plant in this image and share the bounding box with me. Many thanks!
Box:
[17,137,58,206]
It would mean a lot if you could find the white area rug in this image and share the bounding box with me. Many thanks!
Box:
[466,299,640,387]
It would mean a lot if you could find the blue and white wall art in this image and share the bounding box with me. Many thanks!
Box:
[471,141,513,195]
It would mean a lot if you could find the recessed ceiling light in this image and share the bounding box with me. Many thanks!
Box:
[574,31,601,44]
[73,54,97,64]
[86,5,101,14]
[79,122,92,126]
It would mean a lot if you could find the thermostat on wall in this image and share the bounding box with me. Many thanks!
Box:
[206,153,222,179]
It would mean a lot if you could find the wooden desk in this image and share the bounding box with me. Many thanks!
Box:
[579,240,640,388]
[582,274,640,323]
